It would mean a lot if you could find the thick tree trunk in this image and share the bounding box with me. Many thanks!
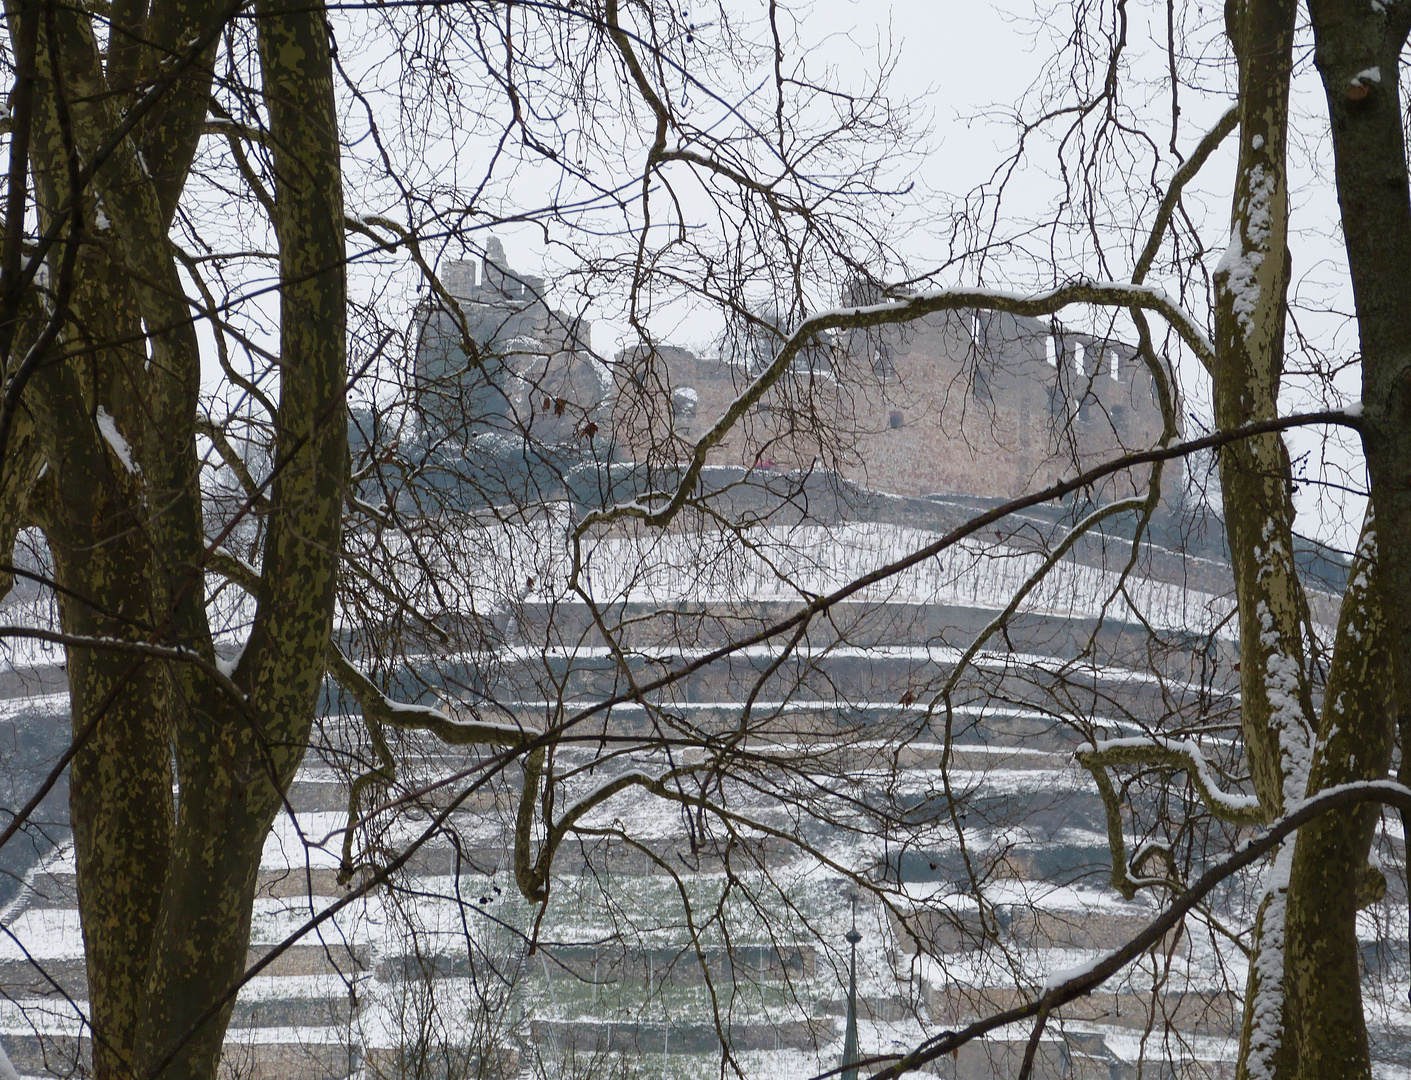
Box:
[4,0,345,1076]
[1219,2,1411,1076]
[15,18,182,1073]
[1282,514,1393,1080]
[1307,5,1411,666]
[1280,7,1411,1073]
[1209,3,1325,1079]
[1213,0,1309,824]
[132,2,347,1075]
[46,450,174,1080]
[1307,0,1411,807]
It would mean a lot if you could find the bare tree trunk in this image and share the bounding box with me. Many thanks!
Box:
[1210,3,1309,1076]
[1309,0,1411,660]
[14,10,182,1076]
[1285,4,1411,1076]
[1217,2,1411,1075]
[2,0,345,1075]
[1282,517,1393,1080]
[133,3,346,1076]
[1214,0,1308,824]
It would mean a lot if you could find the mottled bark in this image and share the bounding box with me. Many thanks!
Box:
[134,1,346,1076]
[1283,515,1393,1080]
[1214,0,1311,822]
[1306,7,1411,687]
[1215,2,1410,1076]
[0,0,346,1075]
[1296,2,1411,1077]
[13,15,178,1076]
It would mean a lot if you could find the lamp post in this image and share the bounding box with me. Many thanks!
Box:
[841,896,861,1080]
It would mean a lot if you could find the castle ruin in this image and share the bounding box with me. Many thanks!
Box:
[414,245,1177,506]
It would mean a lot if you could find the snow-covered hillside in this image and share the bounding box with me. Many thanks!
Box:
[0,502,1398,1080]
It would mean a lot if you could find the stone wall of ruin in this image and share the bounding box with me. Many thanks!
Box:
[610,309,1176,503]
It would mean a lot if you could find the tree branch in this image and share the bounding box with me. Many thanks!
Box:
[326,641,538,884]
[864,780,1411,1080]
[1133,105,1239,285]
[0,624,245,701]
[559,411,1359,739]
[1077,737,1267,826]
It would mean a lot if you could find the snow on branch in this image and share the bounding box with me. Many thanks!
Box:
[1077,735,1267,826]
[95,406,139,474]
[1076,735,1265,900]
[327,642,537,748]
[0,624,245,702]
[327,642,539,883]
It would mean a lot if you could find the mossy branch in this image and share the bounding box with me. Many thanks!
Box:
[1078,737,1267,826]
[514,764,704,903]
[1082,761,1171,901]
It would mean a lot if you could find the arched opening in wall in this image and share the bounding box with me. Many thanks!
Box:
[889,410,903,430]
[872,344,896,380]
[970,311,985,354]
[671,387,698,434]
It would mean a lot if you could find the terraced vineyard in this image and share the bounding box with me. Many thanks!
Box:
[1,492,1405,1080]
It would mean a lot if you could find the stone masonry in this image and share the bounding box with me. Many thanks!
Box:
[414,245,1177,504]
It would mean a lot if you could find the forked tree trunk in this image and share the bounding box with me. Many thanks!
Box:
[2,0,347,1077]
[1214,2,1394,1078]
[134,4,347,1075]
